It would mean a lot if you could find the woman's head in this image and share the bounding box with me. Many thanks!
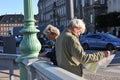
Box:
[43,24,60,40]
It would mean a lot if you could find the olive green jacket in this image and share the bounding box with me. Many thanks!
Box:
[55,29,105,77]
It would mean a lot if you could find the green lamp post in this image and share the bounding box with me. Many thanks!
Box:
[16,0,41,80]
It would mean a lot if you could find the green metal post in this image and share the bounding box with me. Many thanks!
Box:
[16,0,41,80]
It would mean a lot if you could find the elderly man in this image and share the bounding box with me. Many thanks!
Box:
[55,19,110,77]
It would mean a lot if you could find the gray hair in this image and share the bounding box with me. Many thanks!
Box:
[43,24,60,36]
[67,19,85,29]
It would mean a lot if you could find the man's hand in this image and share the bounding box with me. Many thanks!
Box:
[104,51,111,57]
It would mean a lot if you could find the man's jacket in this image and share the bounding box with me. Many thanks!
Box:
[55,29,105,77]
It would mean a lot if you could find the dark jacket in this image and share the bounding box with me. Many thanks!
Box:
[46,44,57,66]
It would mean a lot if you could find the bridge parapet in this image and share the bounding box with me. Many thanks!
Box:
[22,57,86,80]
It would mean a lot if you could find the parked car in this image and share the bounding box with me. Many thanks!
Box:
[81,33,120,50]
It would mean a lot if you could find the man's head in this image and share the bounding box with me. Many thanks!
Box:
[67,19,86,37]
[43,24,60,40]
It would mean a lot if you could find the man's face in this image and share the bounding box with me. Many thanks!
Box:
[73,27,85,37]
[76,28,81,36]
[81,27,86,34]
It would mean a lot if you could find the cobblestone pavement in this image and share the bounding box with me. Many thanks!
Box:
[84,64,120,80]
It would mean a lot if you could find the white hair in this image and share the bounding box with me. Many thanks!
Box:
[67,19,85,29]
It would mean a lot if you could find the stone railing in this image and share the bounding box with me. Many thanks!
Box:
[0,54,86,80]
[22,57,86,80]
[0,53,20,80]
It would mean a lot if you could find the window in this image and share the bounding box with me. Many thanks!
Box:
[6,20,9,23]
[10,17,13,20]
[89,0,93,5]
[90,14,93,23]
[15,20,17,23]
[82,0,85,7]
[86,35,101,39]
[100,0,105,4]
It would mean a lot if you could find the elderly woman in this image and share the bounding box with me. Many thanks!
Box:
[39,24,60,65]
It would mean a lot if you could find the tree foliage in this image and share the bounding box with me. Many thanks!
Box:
[95,12,120,29]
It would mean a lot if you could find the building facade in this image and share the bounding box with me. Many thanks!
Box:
[0,14,39,36]
[107,0,120,13]
[38,0,68,27]
[82,0,107,32]
[0,14,24,36]
[38,0,108,33]
[107,0,120,36]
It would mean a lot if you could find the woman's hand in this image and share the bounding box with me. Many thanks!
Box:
[39,52,46,57]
